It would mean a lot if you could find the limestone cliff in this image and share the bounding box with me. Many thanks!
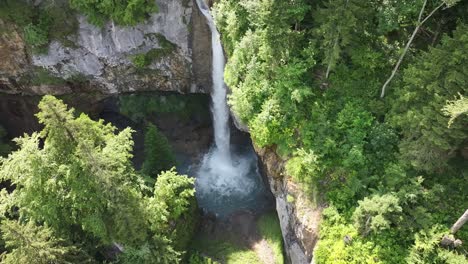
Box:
[255,146,322,264]
[0,0,212,95]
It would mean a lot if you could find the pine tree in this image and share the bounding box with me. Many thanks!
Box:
[0,95,148,248]
[391,24,468,172]
[141,123,176,178]
[0,220,92,264]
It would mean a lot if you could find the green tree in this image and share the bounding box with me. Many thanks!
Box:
[407,226,467,264]
[0,96,197,262]
[0,219,92,264]
[352,193,402,236]
[119,168,196,263]
[141,123,177,178]
[313,0,357,79]
[442,94,468,127]
[391,24,468,172]
[0,96,147,250]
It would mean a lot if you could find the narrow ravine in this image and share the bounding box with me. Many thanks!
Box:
[194,0,272,217]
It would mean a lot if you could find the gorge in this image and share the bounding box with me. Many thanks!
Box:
[1,0,467,263]
[0,0,304,263]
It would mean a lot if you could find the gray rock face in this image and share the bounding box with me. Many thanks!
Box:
[255,146,322,264]
[0,0,212,95]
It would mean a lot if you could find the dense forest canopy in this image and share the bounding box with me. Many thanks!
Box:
[0,96,197,263]
[213,0,467,262]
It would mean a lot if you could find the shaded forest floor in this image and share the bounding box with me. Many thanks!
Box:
[190,210,284,264]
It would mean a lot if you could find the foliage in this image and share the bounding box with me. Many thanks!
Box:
[23,22,49,51]
[0,0,34,28]
[0,0,78,53]
[69,0,158,26]
[188,252,219,264]
[390,24,468,172]
[257,213,285,264]
[131,34,176,68]
[0,219,92,264]
[141,124,176,178]
[314,206,392,264]
[407,226,467,264]
[190,236,262,264]
[215,0,468,262]
[18,67,67,86]
[352,193,402,236]
[443,94,468,127]
[125,168,197,262]
[0,96,197,262]
[119,93,211,123]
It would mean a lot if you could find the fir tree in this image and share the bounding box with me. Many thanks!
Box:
[141,123,177,178]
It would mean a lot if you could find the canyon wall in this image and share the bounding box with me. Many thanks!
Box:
[0,0,212,96]
[255,146,322,264]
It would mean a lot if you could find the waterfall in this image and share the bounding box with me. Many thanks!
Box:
[194,0,270,217]
[196,0,231,160]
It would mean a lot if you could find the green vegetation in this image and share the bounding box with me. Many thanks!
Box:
[190,236,262,264]
[214,0,467,262]
[190,213,285,264]
[0,96,197,262]
[0,0,158,54]
[188,252,220,264]
[18,67,67,86]
[69,0,158,26]
[257,213,285,264]
[119,93,211,123]
[132,35,176,69]
[0,0,78,53]
[141,124,177,179]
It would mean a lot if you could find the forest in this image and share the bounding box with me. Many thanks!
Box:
[213,0,467,263]
[0,0,467,263]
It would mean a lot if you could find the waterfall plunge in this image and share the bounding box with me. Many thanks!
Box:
[194,0,269,216]
[199,0,231,159]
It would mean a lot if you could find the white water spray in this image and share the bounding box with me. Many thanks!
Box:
[196,0,231,159]
[194,0,269,216]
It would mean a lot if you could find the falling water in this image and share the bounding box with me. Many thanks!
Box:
[194,0,271,216]
[196,0,231,159]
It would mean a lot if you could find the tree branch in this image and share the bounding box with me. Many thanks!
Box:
[380,1,445,98]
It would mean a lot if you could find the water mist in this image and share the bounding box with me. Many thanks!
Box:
[194,0,270,216]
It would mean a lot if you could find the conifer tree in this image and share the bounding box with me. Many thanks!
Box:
[0,220,92,264]
[141,123,176,178]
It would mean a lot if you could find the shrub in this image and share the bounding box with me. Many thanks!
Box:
[70,0,159,26]
[23,23,49,51]
[189,252,219,264]
[131,35,176,69]
[352,193,402,236]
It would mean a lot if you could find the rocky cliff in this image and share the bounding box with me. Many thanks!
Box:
[0,0,212,96]
[255,145,322,264]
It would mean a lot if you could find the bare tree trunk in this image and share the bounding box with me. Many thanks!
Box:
[325,37,339,79]
[451,209,468,234]
[380,1,444,98]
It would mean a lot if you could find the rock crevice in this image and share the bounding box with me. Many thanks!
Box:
[255,146,322,264]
